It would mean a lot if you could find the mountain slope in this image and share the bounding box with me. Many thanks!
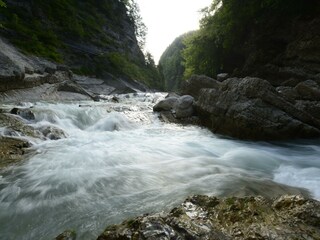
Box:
[183,0,320,86]
[158,32,192,91]
[0,0,161,88]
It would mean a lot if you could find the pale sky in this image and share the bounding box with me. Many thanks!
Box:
[135,0,213,63]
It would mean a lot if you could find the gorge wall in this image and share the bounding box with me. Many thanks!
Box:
[0,0,162,96]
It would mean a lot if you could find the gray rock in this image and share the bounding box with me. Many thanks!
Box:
[295,100,320,120]
[295,80,320,101]
[0,136,31,169]
[153,97,178,112]
[97,195,320,240]
[0,113,42,138]
[55,230,76,240]
[38,126,67,140]
[165,92,180,99]
[174,95,194,119]
[181,75,220,100]
[0,52,24,82]
[217,73,229,82]
[276,86,299,102]
[10,108,35,121]
[195,77,320,140]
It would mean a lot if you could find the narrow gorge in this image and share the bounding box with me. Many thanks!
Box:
[0,0,319,239]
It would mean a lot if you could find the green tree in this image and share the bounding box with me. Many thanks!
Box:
[159,32,192,91]
[122,0,147,49]
[182,0,319,79]
[0,0,5,7]
[0,1,6,28]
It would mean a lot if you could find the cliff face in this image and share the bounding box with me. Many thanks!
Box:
[180,0,320,88]
[0,0,161,89]
[233,15,320,86]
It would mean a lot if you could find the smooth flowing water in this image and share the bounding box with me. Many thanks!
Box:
[0,93,319,240]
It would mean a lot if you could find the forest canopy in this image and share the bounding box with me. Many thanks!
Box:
[182,0,319,79]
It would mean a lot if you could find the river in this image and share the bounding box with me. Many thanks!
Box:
[0,93,319,239]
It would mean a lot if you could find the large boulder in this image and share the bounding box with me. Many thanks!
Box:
[295,80,320,101]
[153,95,195,119]
[97,195,320,240]
[195,77,320,140]
[181,75,220,100]
[153,97,178,112]
[174,95,194,119]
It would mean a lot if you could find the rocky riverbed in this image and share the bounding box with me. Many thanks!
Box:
[97,195,320,240]
[0,94,319,240]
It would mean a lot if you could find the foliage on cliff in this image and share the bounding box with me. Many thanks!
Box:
[183,0,320,79]
[0,0,161,88]
[158,32,192,91]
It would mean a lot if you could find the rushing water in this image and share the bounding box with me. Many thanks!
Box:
[0,93,319,240]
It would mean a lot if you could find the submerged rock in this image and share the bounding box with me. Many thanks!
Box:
[38,125,67,140]
[0,136,31,168]
[10,107,35,120]
[0,113,42,138]
[97,195,320,240]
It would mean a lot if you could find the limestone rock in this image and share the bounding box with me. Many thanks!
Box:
[195,77,320,140]
[181,75,220,100]
[0,137,31,168]
[165,92,180,99]
[10,108,35,121]
[153,97,178,112]
[174,95,194,119]
[38,125,68,140]
[97,195,320,240]
[295,80,320,101]
[55,230,76,240]
[217,73,229,82]
[0,113,42,138]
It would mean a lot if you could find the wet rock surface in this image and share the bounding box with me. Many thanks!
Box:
[193,77,320,140]
[0,136,32,168]
[55,230,77,240]
[181,75,219,100]
[38,125,68,140]
[97,195,320,240]
[153,95,196,123]
[0,113,42,138]
[0,38,148,103]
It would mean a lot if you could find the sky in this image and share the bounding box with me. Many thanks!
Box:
[135,0,213,63]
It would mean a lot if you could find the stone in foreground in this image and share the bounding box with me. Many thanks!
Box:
[0,137,31,168]
[97,195,320,240]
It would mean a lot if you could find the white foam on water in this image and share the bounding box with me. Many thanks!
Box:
[0,94,319,240]
[274,165,320,199]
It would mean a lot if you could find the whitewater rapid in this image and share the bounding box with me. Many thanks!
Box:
[0,93,319,240]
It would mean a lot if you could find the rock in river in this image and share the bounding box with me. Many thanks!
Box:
[97,195,320,240]
[195,77,320,140]
[0,136,31,168]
